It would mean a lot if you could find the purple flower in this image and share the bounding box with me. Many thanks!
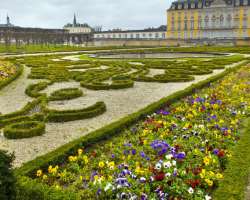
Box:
[213,149,219,155]
[174,152,186,159]
[96,188,101,196]
[141,193,148,200]
[211,115,217,119]
[131,149,136,155]
[140,151,146,158]
[111,154,115,159]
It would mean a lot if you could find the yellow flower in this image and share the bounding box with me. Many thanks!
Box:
[83,155,89,164]
[55,185,60,190]
[216,173,223,179]
[208,171,215,177]
[205,179,213,187]
[36,170,43,177]
[42,175,47,180]
[78,149,83,155]
[203,157,210,166]
[80,176,83,181]
[200,169,206,179]
[107,161,115,170]
[48,165,53,173]
[68,156,77,162]
[94,175,99,181]
[98,161,105,168]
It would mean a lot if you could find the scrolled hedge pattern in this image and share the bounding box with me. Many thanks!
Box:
[49,88,83,101]
[46,101,106,122]
[4,121,46,139]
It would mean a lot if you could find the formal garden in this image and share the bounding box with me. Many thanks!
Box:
[0,46,249,200]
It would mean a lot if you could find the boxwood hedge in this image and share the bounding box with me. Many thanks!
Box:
[46,101,106,122]
[4,121,46,139]
[49,88,83,101]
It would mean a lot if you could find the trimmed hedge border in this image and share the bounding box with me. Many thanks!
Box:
[14,61,248,200]
[0,64,23,90]
[46,101,106,122]
[81,80,134,90]
[25,81,51,98]
[4,121,46,139]
[49,88,83,101]
[0,98,41,121]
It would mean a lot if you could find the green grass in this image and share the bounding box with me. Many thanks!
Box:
[0,44,153,54]
[213,118,250,200]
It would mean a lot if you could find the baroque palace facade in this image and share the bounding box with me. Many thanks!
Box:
[166,0,250,40]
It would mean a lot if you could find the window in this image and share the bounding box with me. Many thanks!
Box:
[162,33,165,38]
[190,16,194,30]
[205,16,209,28]
[136,34,140,39]
[198,16,202,29]
[184,16,188,30]
[130,34,134,38]
[220,15,224,27]
[212,15,216,28]
[227,14,232,28]
[155,33,159,38]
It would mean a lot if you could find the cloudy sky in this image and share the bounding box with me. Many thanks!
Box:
[0,0,173,30]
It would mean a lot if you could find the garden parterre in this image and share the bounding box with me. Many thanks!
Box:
[34,66,250,199]
[0,54,243,140]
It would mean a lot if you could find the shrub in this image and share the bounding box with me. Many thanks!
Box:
[25,82,50,98]
[46,101,106,122]
[0,150,16,200]
[81,80,134,90]
[4,121,46,139]
[49,88,83,101]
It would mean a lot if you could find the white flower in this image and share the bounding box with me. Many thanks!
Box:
[172,160,177,166]
[188,187,194,194]
[205,195,212,200]
[155,163,162,170]
[104,183,113,191]
[165,154,173,160]
[163,161,172,168]
[165,172,171,177]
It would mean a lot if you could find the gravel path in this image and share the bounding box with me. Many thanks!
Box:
[0,61,244,167]
[0,66,39,114]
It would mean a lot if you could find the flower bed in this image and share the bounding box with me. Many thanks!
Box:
[29,66,250,199]
[49,88,83,101]
[0,61,23,90]
[4,121,46,139]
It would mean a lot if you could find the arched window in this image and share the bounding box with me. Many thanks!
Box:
[220,15,224,26]
[205,15,209,28]
[198,16,202,29]
[227,14,232,28]
[184,16,188,30]
[190,16,194,30]
[212,15,216,28]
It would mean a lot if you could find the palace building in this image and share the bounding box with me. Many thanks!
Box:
[64,14,92,34]
[166,0,250,40]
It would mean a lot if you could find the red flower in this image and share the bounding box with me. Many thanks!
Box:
[218,150,225,158]
[154,172,165,181]
[187,179,201,188]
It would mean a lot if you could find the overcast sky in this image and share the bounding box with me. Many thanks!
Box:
[0,0,173,30]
